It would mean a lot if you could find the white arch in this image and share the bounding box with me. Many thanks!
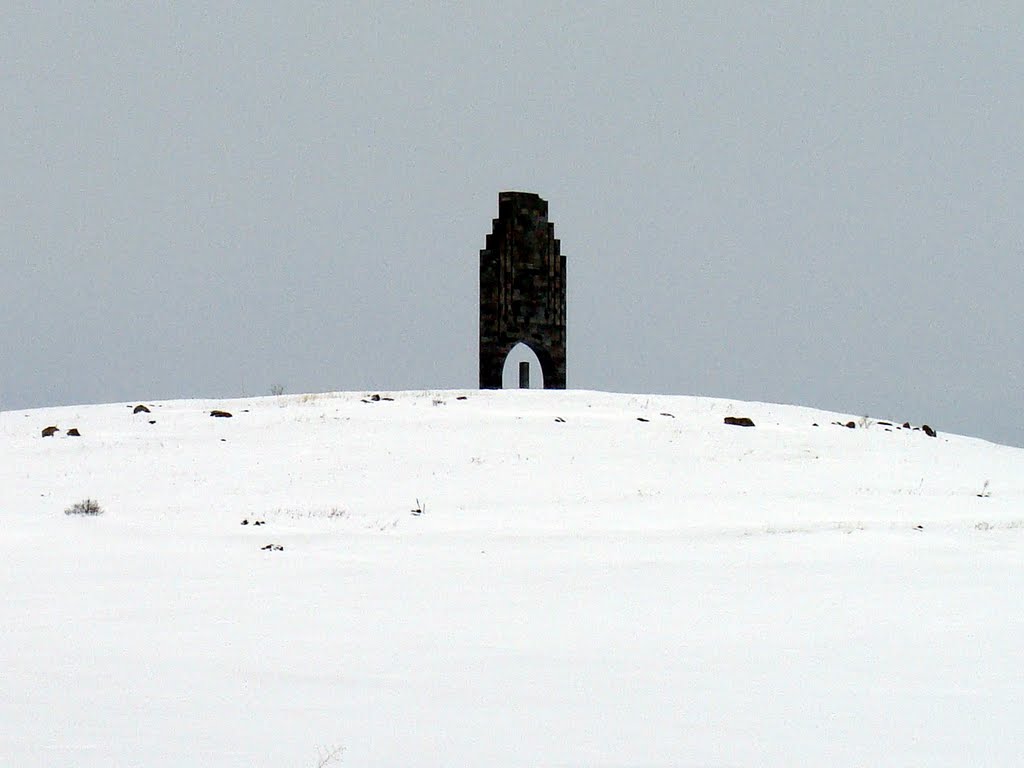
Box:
[501,342,545,389]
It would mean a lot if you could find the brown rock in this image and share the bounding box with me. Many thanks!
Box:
[724,416,755,427]
[41,425,59,437]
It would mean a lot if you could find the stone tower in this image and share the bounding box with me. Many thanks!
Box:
[479,191,566,389]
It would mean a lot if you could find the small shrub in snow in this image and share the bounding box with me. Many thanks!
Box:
[270,507,348,520]
[65,498,103,516]
[314,745,344,767]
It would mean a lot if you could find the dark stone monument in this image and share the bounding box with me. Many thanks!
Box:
[479,191,566,389]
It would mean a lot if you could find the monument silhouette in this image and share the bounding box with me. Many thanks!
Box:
[479,192,566,389]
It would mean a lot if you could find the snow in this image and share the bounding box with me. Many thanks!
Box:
[3,389,1023,766]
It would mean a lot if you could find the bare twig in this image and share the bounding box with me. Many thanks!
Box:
[316,744,344,767]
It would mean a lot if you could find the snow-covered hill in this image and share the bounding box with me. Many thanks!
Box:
[3,390,1023,766]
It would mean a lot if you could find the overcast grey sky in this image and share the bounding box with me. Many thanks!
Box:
[3,3,1022,445]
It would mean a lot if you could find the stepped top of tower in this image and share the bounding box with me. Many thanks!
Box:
[497,191,547,216]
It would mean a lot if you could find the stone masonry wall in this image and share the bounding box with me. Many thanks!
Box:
[479,191,566,389]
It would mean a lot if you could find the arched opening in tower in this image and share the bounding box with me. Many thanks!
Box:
[501,342,545,389]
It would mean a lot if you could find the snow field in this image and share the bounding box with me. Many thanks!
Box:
[3,390,1023,766]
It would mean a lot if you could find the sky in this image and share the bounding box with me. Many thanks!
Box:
[3,2,1022,446]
